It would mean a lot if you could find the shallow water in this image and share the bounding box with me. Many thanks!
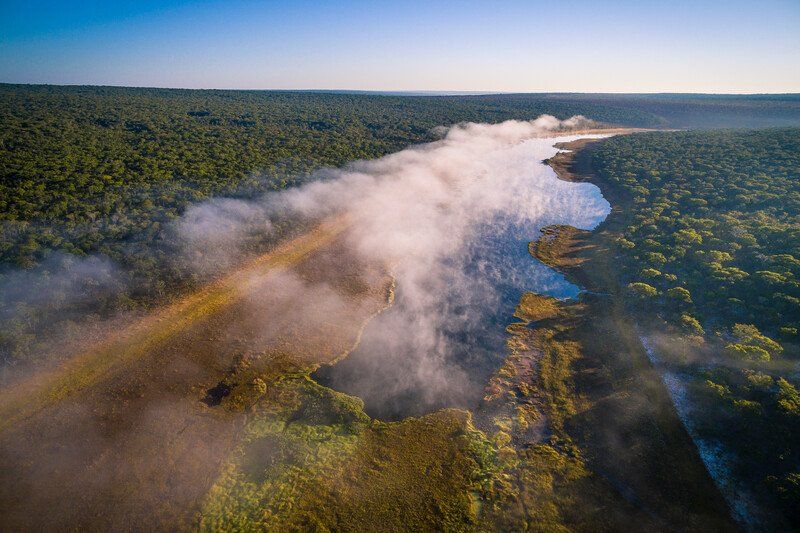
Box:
[640,337,766,529]
[313,134,611,420]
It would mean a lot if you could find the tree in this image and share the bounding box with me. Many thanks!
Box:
[725,324,783,361]
[627,282,658,299]
[679,314,704,336]
[776,378,800,417]
[674,228,703,245]
[668,287,692,304]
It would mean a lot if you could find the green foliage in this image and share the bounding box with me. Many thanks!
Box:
[679,313,704,336]
[776,378,800,417]
[507,93,800,129]
[594,128,800,526]
[0,85,672,368]
[2,88,799,368]
[595,129,800,342]
[725,323,783,362]
[692,366,800,525]
[725,343,771,362]
[640,267,662,278]
[627,282,658,298]
[644,251,667,265]
[674,228,703,244]
[200,377,509,531]
[704,379,731,399]
[616,236,636,249]
[668,286,692,303]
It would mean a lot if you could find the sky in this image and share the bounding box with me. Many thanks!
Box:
[1,0,798,93]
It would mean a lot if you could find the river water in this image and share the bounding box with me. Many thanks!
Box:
[313,133,612,420]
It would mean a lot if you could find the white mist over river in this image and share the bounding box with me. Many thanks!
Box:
[304,120,613,418]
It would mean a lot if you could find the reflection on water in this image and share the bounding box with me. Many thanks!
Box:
[313,135,610,420]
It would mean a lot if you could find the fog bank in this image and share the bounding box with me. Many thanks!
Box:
[179,115,612,417]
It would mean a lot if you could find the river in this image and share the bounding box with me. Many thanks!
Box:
[313,133,612,420]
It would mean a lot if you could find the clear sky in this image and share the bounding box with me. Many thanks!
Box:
[1,0,798,93]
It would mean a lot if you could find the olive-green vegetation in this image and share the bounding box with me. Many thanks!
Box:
[202,318,651,532]
[0,86,662,266]
[199,281,713,531]
[200,299,593,531]
[542,93,800,129]
[4,86,793,528]
[520,228,734,531]
[592,129,800,527]
[595,130,800,340]
[200,375,507,531]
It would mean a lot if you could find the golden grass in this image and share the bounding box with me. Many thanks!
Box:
[514,292,561,324]
[198,377,509,531]
[0,217,349,433]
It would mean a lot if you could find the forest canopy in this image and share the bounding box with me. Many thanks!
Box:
[592,128,800,525]
[594,129,800,341]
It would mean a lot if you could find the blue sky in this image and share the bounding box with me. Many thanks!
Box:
[1,0,798,92]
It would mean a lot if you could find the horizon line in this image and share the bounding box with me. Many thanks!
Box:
[1,82,799,97]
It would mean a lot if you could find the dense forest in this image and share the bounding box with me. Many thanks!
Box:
[1,85,799,369]
[592,129,800,526]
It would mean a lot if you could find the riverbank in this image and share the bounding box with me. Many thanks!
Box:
[509,134,737,529]
[198,130,699,530]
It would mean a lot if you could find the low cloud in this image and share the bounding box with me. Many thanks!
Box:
[171,115,612,417]
[2,115,611,416]
[174,198,274,277]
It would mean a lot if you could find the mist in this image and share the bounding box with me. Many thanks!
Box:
[171,114,611,417]
[0,115,610,413]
